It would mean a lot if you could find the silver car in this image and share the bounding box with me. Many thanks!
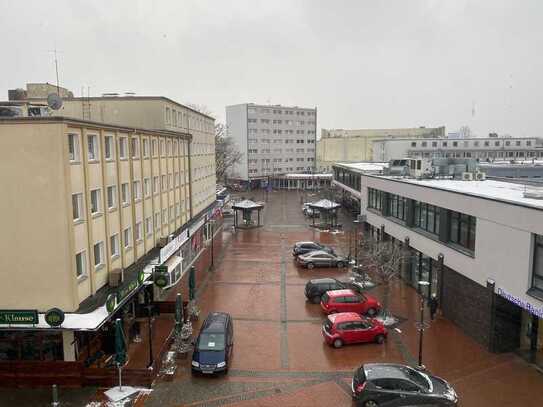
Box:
[297,250,348,269]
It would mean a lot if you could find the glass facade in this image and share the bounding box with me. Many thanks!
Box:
[414,202,440,236]
[532,234,543,292]
[389,194,407,221]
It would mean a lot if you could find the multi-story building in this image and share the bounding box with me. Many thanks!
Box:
[317,126,445,172]
[333,166,543,367]
[372,136,543,162]
[0,116,221,367]
[225,103,317,182]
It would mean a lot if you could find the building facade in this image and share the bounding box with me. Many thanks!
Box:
[333,167,543,366]
[0,116,221,365]
[372,136,543,162]
[317,126,445,172]
[226,103,317,181]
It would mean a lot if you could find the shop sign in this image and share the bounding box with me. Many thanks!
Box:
[106,294,117,313]
[116,279,139,304]
[160,233,186,264]
[44,308,65,327]
[497,288,543,318]
[0,310,38,325]
[154,265,169,288]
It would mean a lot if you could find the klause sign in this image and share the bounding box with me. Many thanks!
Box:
[116,279,140,304]
[0,310,39,325]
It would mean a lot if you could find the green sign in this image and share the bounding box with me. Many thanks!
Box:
[0,310,38,325]
[106,294,117,313]
[45,308,65,327]
[154,265,169,288]
[138,269,146,285]
[116,279,139,303]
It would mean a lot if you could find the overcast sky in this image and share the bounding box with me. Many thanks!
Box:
[1,0,541,137]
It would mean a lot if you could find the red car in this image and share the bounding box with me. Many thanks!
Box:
[322,312,387,348]
[320,289,381,316]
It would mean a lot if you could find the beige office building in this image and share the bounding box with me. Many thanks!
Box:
[317,126,445,171]
[0,116,197,312]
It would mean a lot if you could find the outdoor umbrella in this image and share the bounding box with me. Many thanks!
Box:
[189,266,196,301]
[114,318,127,391]
[175,293,184,335]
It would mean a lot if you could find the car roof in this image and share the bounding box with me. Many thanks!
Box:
[327,289,356,297]
[309,278,337,284]
[305,250,330,256]
[328,312,362,323]
[201,312,230,333]
[296,241,319,246]
[363,363,417,381]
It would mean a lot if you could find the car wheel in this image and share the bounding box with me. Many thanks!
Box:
[375,334,385,344]
[364,401,378,407]
[336,261,344,268]
[333,338,343,348]
[311,295,321,304]
[366,308,377,317]
[307,262,315,269]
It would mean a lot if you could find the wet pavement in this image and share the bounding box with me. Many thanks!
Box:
[126,190,543,405]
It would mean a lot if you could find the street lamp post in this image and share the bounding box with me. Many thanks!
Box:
[416,280,430,369]
[145,304,154,369]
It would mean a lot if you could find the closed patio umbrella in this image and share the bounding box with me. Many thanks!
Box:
[175,293,183,335]
[114,318,127,391]
[189,266,196,301]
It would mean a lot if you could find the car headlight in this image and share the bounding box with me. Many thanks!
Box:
[217,361,226,368]
[191,360,200,367]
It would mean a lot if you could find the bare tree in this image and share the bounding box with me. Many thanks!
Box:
[356,237,404,311]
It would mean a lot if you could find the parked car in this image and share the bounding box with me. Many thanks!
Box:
[322,312,387,348]
[321,289,381,316]
[297,250,347,269]
[192,312,234,375]
[351,363,458,406]
[293,241,334,257]
[305,277,372,304]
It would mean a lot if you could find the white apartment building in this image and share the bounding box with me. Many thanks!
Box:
[373,136,543,162]
[226,103,317,182]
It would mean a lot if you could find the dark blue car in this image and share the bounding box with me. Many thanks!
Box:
[191,312,233,375]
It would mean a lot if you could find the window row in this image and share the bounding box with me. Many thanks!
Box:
[247,107,315,116]
[410,139,535,148]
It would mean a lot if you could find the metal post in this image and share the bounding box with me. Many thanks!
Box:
[210,221,214,268]
[51,384,59,406]
[418,295,424,367]
[118,364,122,391]
[147,305,154,368]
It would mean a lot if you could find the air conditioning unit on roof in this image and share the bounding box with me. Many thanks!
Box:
[462,172,474,181]
[475,172,486,181]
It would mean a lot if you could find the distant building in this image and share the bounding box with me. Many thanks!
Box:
[372,136,543,162]
[317,126,445,172]
[8,82,74,100]
[225,103,317,182]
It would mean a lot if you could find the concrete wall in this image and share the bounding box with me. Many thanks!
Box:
[0,122,78,311]
[225,104,248,180]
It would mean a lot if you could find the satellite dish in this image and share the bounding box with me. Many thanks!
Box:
[47,93,63,110]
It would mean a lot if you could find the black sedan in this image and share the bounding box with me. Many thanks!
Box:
[292,241,334,257]
[305,277,375,304]
[352,363,458,406]
[297,250,348,269]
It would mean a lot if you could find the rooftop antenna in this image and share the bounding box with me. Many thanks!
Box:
[46,48,64,110]
[48,49,62,96]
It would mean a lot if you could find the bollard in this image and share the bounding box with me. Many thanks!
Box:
[52,384,59,406]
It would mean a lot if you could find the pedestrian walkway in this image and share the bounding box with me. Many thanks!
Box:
[142,189,543,407]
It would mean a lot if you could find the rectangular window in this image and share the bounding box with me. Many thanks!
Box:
[90,189,101,214]
[152,139,157,156]
[144,178,150,197]
[162,209,167,224]
[68,134,80,161]
[142,138,149,157]
[72,193,83,221]
[75,251,86,278]
[449,211,476,251]
[110,234,119,257]
[153,176,159,194]
[532,235,543,292]
[161,175,167,190]
[93,241,104,268]
[119,137,127,159]
[154,212,160,230]
[107,185,117,209]
[133,180,141,200]
[145,217,153,236]
[135,221,143,241]
[104,136,114,160]
[123,227,132,248]
[87,135,98,160]
[168,174,172,189]
[131,138,139,158]
[121,183,130,205]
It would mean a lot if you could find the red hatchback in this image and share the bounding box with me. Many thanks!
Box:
[320,289,381,316]
[322,312,387,348]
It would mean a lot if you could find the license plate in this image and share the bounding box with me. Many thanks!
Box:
[202,370,213,374]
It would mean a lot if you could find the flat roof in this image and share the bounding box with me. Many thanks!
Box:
[0,116,192,141]
[334,162,389,173]
[371,176,543,211]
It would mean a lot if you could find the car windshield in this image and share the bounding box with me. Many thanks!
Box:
[197,333,226,351]
[402,367,431,391]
